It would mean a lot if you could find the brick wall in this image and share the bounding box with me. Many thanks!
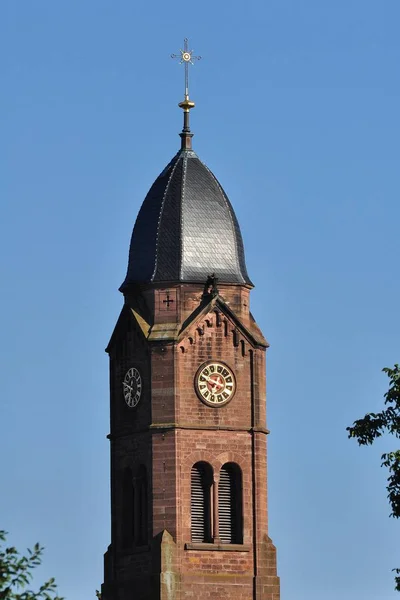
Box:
[102,285,280,600]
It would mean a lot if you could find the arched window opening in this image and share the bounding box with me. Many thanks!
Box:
[122,468,134,548]
[218,463,243,544]
[191,462,213,543]
[135,465,148,546]
[122,465,148,549]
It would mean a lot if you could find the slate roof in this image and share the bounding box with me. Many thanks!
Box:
[120,148,253,290]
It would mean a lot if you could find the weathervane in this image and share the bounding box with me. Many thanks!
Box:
[171,38,201,101]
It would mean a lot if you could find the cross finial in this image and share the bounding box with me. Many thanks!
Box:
[171,38,201,150]
[171,38,201,101]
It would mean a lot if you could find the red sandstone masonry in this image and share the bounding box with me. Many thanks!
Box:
[102,284,280,600]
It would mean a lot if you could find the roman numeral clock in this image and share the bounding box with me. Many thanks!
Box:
[122,367,142,408]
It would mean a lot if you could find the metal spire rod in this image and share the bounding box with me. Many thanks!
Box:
[171,38,201,100]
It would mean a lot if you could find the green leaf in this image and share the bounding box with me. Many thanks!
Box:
[347,364,400,590]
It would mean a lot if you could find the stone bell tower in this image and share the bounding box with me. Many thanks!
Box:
[101,39,280,600]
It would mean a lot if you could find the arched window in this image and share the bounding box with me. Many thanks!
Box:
[121,465,148,549]
[191,462,213,543]
[218,463,243,544]
[122,468,134,548]
[135,465,148,546]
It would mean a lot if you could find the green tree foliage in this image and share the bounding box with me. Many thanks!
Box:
[347,364,400,591]
[0,530,63,600]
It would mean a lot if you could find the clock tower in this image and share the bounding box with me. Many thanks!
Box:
[101,44,280,600]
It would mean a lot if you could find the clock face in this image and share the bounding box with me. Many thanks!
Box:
[123,367,142,408]
[195,361,236,406]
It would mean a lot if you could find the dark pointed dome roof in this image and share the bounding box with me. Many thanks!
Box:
[120,147,253,290]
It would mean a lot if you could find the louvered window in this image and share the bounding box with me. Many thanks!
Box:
[218,463,243,544]
[191,462,212,543]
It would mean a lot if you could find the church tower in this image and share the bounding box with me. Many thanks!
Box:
[101,40,280,600]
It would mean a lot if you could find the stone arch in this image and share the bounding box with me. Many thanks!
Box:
[215,451,247,474]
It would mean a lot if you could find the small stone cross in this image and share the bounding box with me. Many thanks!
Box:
[162,292,174,308]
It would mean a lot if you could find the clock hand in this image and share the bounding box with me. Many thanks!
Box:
[123,382,134,391]
[203,375,224,390]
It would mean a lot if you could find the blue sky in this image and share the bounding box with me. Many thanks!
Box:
[1,1,399,599]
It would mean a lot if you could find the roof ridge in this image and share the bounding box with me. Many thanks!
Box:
[200,159,247,285]
[178,152,188,280]
[150,153,183,281]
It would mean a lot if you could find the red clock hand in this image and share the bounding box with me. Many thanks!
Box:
[215,378,223,390]
[210,376,224,390]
